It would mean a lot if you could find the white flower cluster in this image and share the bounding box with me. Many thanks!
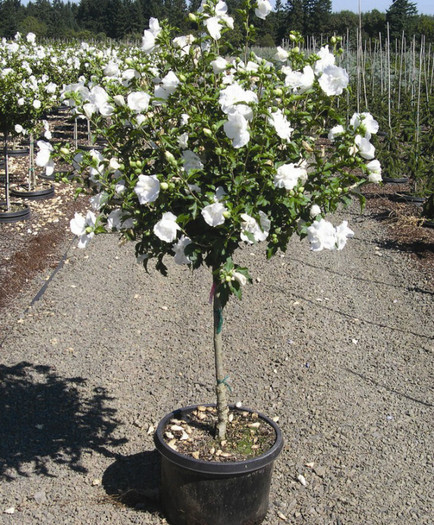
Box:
[280,45,349,97]
[142,17,161,53]
[307,219,354,251]
[199,0,235,41]
[329,111,382,182]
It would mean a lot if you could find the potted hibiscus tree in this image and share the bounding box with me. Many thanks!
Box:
[44,0,382,522]
[0,32,61,221]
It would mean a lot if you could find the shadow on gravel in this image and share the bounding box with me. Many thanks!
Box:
[377,238,434,260]
[368,210,392,222]
[346,368,434,408]
[102,451,161,515]
[286,256,433,295]
[0,361,127,481]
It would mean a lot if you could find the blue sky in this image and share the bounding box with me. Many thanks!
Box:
[19,0,434,15]
[331,0,433,15]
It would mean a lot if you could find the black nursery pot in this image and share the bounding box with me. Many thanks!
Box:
[390,192,425,206]
[10,184,55,201]
[154,405,283,525]
[0,202,31,223]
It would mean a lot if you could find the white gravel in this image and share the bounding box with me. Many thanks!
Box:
[1,202,433,524]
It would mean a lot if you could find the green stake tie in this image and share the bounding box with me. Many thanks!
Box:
[217,375,232,393]
[215,307,223,334]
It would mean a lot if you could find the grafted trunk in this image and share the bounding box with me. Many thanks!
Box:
[213,279,229,441]
[4,132,10,210]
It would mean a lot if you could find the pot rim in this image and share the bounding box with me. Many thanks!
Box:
[154,404,284,475]
[0,202,31,222]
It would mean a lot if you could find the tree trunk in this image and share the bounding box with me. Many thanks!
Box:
[213,279,229,441]
[29,133,35,190]
[4,132,10,211]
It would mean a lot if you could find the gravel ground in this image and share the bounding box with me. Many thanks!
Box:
[0,200,433,524]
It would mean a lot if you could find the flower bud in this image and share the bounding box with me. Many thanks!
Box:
[109,158,120,171]
[113,95,125,106]
[302,140,313,152]
[178,74,186,82]
[291,46,300,54]
[125,57,134,66]
[165,151,176,164]
[273,88,283,96]
[222,210,231,219]
[310,204,321,218]
[160,182,169,190]
[289,34,297,41]
[225,275,232,282]
[330,36,337,44]
[203,128,212,137]
[60,147,70,156]
[188,13,197,22]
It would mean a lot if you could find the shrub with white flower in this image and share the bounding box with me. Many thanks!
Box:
[0,33,70,209]
[0,33,71,136]
[48,0,382,440]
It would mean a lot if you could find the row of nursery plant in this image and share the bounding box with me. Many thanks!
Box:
[346,32,433,204]
[257,30,434,208]
[2,24,432,210]
[0,31,128,210]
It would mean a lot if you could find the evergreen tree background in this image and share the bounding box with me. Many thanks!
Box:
[386,0,418,39]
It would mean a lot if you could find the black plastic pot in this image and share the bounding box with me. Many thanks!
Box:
[382,176,409,184]
[38,172,55,181]
[56,124,74,132]
[0,202,31,223]
[39,170,72,181]
[78,144,105,151]
[50,104,70,114]
[5,147,29,157]
[154,404,283,525]
[390,193,426,207]
[10,184,55,200]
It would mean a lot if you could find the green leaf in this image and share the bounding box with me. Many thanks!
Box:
[231,283,242,300]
